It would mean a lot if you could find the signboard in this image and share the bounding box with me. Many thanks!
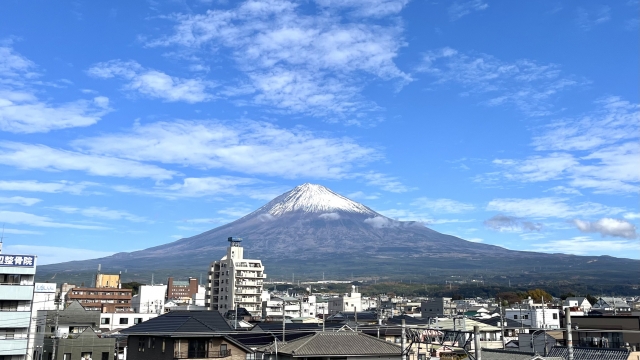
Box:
[0,254,35,267]
[35,282,57,293]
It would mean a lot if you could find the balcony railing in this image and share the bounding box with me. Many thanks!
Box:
[174,349,231,359]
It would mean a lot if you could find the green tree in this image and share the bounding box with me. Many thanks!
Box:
[526,289,553,302]
[586,294,598,305]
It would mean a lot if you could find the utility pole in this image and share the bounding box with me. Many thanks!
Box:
[473,325,482,360]
[566,310,574,360]
[401,319,406,360]
[499,299,506,349]
[51,300,60,360]
[282,300,286,342]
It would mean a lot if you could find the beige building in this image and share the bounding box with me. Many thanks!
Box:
[206,238,266,318]
[96,273,121,288]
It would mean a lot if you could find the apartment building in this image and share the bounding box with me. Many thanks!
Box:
[132,284,167,314]
[206,237,265,317]
[327,286,364,315]
[27,283,57,359]
[0,252,36,360]
[95,273,121,288]
[505,306,560,329]
[66,287,133,312]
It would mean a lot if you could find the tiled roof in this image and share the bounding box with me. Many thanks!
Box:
[481,349,563,360]
[547,346,630,360]
[121,310,231,335]
[264,331,402,356]
[476,316,527,328]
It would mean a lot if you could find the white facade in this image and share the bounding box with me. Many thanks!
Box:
[206,238,266,317]
[131,284,167,314]
[192,285,206,306]
[99,313,158,331]
[327,286,364,314]
[26,283,57,359]
[505,307,560,329]
[563,297,592,313]
[0,253,37,360]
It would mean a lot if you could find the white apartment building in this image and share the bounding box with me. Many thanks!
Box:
[192,285,206,306]
[327,286,364,314]
[0,252,37,360]
[505,303,560,329]
[99,312,158,331]
[131,284,167,314]
[206,237,265,317]
[27,283,57,359]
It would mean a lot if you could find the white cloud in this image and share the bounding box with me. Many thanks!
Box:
[364,216,398,228]
[87,60,215,103]
[484,215,542,232]
[575,6,611,30]
[314,0,409,17]
[486,197,625,219]
[417,47,580,116]
[0,196,41,206]
[359,172,413,193]
[73,120,380,180]
[0,142,176,180]
[573,218,637,239]
[545,186,582,196]
[378,208,473,225]
[0,180,93,194]
[2,244,114,265]
[411,197,475,213]
[0,46,111,133]
[529,236,638,257]
[1,228,43,235]
[448,0,488,21]
[217,206,252,218]
[51,206,147,222]
[319,212,341,220]
[149,0,410,119]
[493,153,577,182]
[0,210,109,230]
[623,212,640,220]
[467,237,483,243]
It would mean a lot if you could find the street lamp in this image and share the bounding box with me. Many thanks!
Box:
[530,329,548,356]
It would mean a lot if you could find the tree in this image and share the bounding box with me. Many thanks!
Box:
[496,292,521,305]
[526,289,553,303]
[586,294,598,305]
[560,292,576,300]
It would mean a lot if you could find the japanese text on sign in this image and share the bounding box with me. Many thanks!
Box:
[0,255,35,267]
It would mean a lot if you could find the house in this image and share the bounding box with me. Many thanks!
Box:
[566,316,640,350]
[593,297,632,314]
[481,348,562,360]
[41,327,115,360]
[122,310,254,360]
[563,297,592,313]
[260,331,403,360]
[547,346,631,360]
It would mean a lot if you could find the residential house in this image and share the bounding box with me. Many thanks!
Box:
[481,349,562,360]
[563,297,592,313]
[567,316,640,350]
[122,310,253,360]
[260,331,403,360]
[547,346,632,360]
[420,297,454,319]
[593,297,632,314]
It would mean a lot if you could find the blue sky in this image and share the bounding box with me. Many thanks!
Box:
[0,0,638,265]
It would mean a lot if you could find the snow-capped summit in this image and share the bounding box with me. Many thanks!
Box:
[256,183,377,216]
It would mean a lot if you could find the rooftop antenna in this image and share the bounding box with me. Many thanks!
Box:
[0,224,5,254]
[151,273,155,286]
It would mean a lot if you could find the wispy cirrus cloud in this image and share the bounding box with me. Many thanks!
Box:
[529,236,638,256]
[0,45,111,133]
[484,214,542,233]
[3,244,115,265]
[0,210,109,230]
[481,97,640,194]
[448,0,488,21]
[486,197,625,219]
[417,47,582,116]
[314,0,409,18]
[0,142,177,180]
[0,180,95,194]
[87,60,216,103]
[51,206,148,223]
[0,196,41,206]
[575,6,611,30]
[411,197,475,213]
[148,0,410,121]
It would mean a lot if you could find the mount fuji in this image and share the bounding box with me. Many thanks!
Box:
[38,183,638,284]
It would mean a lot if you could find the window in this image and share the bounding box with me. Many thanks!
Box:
[138,337,146,352]
[134,318,143,324]
[63,353,72,360]
[553,313,558,320]
[514,315,518,319]
[162,339,166,353]
[523,315,529,319]
[5,329,15,339]
[119,318,129,325]
[151,337,155,349]
[80,352,92,359]
[101,352,109,360]
[101,318,110,324]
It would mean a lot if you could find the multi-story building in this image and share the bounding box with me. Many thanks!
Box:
[27,283,57,359]
[0,252,36,360]
[132,284,167,314]
[99,312,159,331]
[505,306,560,329]
[421,297,455,319]
[95,273,121,288]
[327,287,364,315]
[166,277,198,301]
[66,287,133,312]
[206,237,265,317]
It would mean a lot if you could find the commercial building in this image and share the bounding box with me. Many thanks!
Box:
[27,282,58,359]
[95,273,121,288]
[66,287,133,312]
[505,306,560,329]
[327,286,364,315]
[99,312,159,332]
[206,237,265,318]
[0,252,36,360]
[167,277,198,301]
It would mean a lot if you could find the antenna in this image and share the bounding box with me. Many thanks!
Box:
[0,224,5,254]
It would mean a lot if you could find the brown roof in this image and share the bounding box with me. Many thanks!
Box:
[264,331,402,357]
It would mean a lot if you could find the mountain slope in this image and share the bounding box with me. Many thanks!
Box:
[38,183,640,285]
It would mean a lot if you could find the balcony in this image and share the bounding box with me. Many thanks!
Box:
[0,311,30,328]
[174,349,231,359]
[0,339,28,356]
[0,285,34,300]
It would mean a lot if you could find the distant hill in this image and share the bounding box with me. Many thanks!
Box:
[38,183,640,288]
